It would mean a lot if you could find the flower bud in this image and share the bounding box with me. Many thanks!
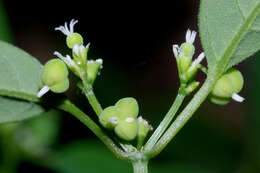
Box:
[137,117,152,141]
[116,97,139,119]
[37,59,69,97]
[180,43,195,57]
[86,59,103,84]
[99,106,118,130]
[114,117,138,141]
[210,68,244,105]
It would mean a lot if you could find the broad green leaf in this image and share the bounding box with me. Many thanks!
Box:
[0,96,44,124]
[0,41,42,102]
[199,0,260,71]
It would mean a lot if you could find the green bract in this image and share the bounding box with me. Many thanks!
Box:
[41,59,69,93]
[87,60,102,84]
[66,33,83,49]
[209,68,244,105]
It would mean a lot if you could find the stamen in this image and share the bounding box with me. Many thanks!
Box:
[185,29,197,44]
[86,43,91,49]
[73,44,80,56]
[232,93,245,102]
[70,19,78,33]
[37,85,50,98]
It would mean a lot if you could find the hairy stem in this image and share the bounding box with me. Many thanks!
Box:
[57,99,129,161]
[144,92,185,151]
[146,74,217,158]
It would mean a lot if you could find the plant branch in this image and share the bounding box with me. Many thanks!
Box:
[57,99,129,161]
[146,74,217,158]
[144,92,186,151]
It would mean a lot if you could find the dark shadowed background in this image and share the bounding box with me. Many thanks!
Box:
[0,0,259,172]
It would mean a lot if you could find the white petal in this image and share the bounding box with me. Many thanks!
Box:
[232,93,244,102]
[185,29,191,43]
[172,44,179,58]
[189,31,197,44]
[37,86,50,98]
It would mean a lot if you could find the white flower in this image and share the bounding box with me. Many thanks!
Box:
[72,43,90,56]
[185,29,197,44]
[55,19,78,36]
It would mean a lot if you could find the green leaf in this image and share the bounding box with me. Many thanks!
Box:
[0,41,42,102]
[199,0,260,71]
[0,96,45,124]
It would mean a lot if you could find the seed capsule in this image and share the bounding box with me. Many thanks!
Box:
[116,97,139,119]
[210,68,244,105]
[66,33,83,49]
[99,106,118,130]
[114,117,138,141]
[37,59,69,97]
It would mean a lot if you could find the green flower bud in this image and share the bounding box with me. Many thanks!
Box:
[177,55,192,74]
[86,59,103,84]
[180,43,195,57]
[72,43,89,65]
[114,117,138,141]
[37,59,69,97]
[55,19,84,49]
[210,68,244,105]
[99,106,118,130]
[116,97,139,119]
[66,33,83,49]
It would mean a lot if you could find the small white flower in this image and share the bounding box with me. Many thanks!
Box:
[55,19,78,36]
[185,29,197,44]
[37,85,50,98]
[232,93,245,102]
[73,43,90,57]
[188,52,205,72]
[54,51,77,69]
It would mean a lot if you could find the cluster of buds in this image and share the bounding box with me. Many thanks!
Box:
[99,97,152,142]
[37,20,103,97]
[173,29,205,95]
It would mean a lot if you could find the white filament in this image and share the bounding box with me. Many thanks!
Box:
[232,93,245,102]
[55,19,78,36]
[37,86,50,98]
[185,29,197,44]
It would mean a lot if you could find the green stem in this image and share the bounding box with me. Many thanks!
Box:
[83,87,103,116]
[132,160,148,173]
[146,75,217,158]
[144,92,185,151]
[57,99,129,161]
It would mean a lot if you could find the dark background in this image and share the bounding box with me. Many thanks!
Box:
[0,0,259,172]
